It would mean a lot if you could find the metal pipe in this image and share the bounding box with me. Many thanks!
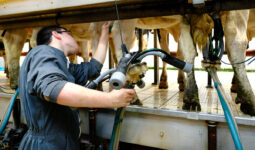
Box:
[207,72,213,88]
[12,99,21,129]
[138,29,143,50]
[88,108,97,149]
[153,29,159,85]
[207,121,217,150]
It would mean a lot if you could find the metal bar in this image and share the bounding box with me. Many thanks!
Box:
[108,47,113,69]
[153,29,159,85]
[5,49,253,58]
[12,99,21,129]
[138,29,143,50]
[88,108,97,149]
[124,106,255,126]
[207,72,213,88]
[207,121,217,150]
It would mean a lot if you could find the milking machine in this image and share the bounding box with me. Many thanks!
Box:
[84,44,192,150]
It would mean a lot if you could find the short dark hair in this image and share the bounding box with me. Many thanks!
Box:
[36,26,67,45]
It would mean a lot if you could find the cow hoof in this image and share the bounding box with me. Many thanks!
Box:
[231,84,237,93]
[182,101,201,111]
[178,83,184,92]
[240,103,255,116]
[159,81,168,89]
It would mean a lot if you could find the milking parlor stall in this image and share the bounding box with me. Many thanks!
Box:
[1,0,255,149]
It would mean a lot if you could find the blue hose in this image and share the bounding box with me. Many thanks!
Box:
[214,83,243,150]
[0,88,19,134]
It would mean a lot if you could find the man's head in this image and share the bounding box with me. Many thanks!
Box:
[37,26,79,56]
[36,26,64,45]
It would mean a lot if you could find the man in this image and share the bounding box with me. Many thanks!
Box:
[18,22,135,150]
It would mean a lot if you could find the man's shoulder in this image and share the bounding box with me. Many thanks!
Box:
[30,45,53,53]
[28,45,59,58]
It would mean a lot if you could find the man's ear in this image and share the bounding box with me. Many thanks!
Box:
[52,31,61,40]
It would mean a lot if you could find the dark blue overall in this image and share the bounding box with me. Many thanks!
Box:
[18,45,102,150]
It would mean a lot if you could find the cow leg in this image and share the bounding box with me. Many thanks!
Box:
[3,29,27,89]
[79,40,91,62]
[30,27,41,48]
[141,30,148,51]
[159,29,169,89]
[109,37,118,67]
[224,10,255,115]
[167,24,184,91]
[158,29,185,90]
[179,21,201,111]
[176,48,185,92]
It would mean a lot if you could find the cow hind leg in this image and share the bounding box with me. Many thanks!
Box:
[158,29,169,89]
[233,64,255,115]
[176,47,185,92]
[179,21,201,111]
[178,70,185,92]
[224,10,255,115]
[159,63,168,89]
[3,29,27,89]
[182,70,200,111]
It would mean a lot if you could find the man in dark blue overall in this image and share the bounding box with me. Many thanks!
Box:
[18,22,135,150]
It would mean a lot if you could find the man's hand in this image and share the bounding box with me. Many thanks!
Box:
[109,88,135,108]
[101,21,113,35]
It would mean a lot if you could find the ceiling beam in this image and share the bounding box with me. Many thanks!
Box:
[0,0,254,29]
